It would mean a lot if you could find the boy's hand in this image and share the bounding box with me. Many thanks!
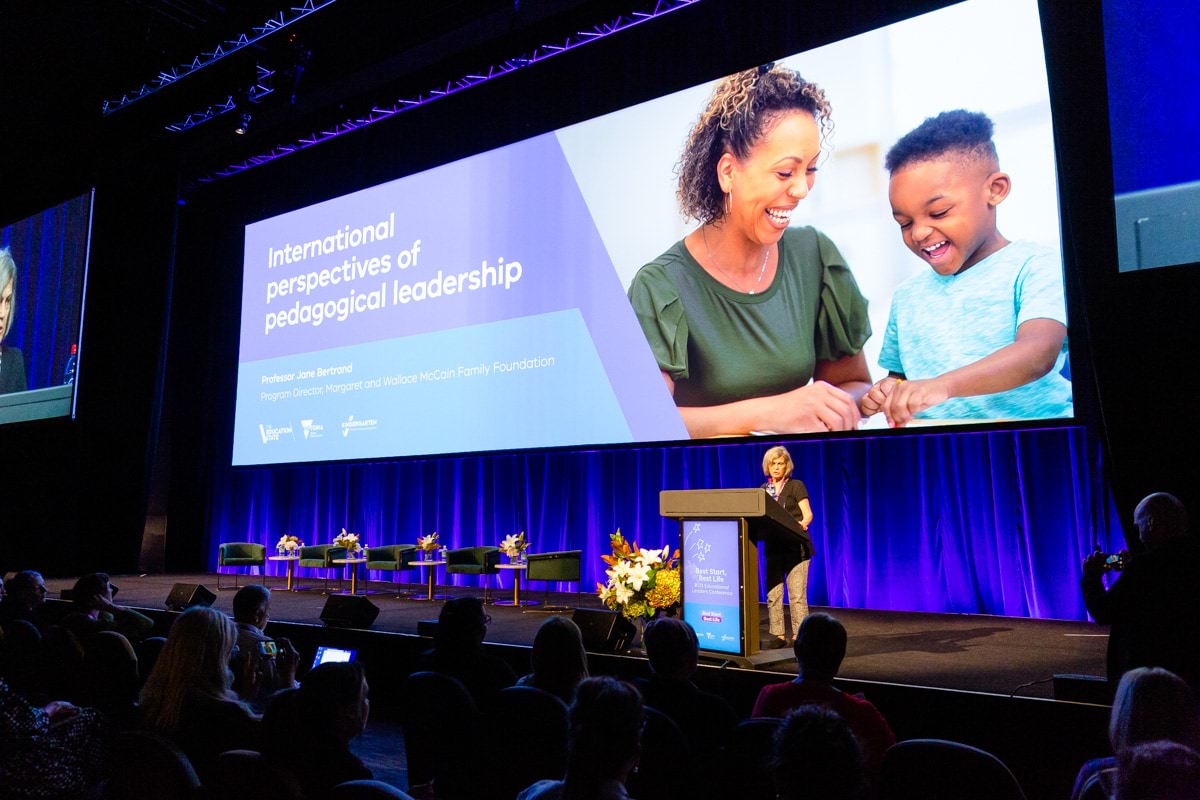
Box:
[860,377,901,417]
[882,377,951,427]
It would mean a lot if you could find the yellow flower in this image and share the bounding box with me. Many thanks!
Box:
[647,568,680,609]
[622,599,648,620]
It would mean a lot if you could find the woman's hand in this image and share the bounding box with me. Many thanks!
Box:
[772,381,861,432]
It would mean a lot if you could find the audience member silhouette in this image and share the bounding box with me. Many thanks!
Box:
[229,584,299,709]
[1114,740,1200,800]
[414,596,515,709]
[139,606,260,782]
[772,705,868,800]
[60,572,154,643]
[518,676,645,800]
[1083,492,1200,687]
[0,677,105,799]
[517,615,589,704]
[81,630,142,730]
[0,571,48,633]
[752,612,895,770]
[263,662,374,799]
[633,616,735,757]
[1071,667,1200,800]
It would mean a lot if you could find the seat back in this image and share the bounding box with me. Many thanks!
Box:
[879,739,1028,800]
[298,544,347,567]
[209,749,304,800]
[400,671,483,799]
[526,551,582,584]
[487,686,569,800]
[107,730,201,800]
[332,780,417,800]
[628,706,693,800]
[219,542,266,565]
[1077,767,1116,800]
[723,718,783,800]
[365,544,417,570]
[445,546,500,575]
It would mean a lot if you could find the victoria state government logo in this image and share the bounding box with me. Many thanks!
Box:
[341,415,379,438]
[300,419,325,440]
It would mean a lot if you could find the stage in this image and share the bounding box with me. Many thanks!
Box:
[45,571,1108,699]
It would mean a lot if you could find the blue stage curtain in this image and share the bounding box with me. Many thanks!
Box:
[1,194,90,388]
[207,425,1120,621]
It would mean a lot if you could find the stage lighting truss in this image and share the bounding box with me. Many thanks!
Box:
[164,66,275,133]
[197,0,700,184]
[101,0,335,116]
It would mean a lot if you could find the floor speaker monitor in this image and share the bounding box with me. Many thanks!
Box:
[573,608,636,652]
[165,583,216,611]
[320,595,380,629]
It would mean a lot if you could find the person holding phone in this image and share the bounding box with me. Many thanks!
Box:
[231,585,299,709]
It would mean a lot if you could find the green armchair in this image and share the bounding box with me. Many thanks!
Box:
[297,544,349,592]
[445,546,501,602]
[525,550,582,611]
[217,542,267,590]
[365,544,419,597]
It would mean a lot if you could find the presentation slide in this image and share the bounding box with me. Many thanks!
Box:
[682,519,744,656]
[233,0,1070,465]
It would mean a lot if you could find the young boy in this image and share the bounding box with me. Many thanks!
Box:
[861,110,1072,426]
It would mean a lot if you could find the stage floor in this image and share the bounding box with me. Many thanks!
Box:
[47,572,1108,699]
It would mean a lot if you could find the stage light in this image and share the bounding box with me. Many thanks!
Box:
[235,112,252,135]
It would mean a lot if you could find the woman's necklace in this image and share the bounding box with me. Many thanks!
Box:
[702,226,770,294]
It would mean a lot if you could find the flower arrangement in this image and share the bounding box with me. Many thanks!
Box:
[597,530,681,619]
[333,528,363,554]
[499,531,529,558]
[417,532,440,552]
[276,535,304,555]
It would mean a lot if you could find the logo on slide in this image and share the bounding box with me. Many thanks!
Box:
[688,538,712,564]
[701,611,723,624]
[300,419,325,440]
[341,415,378,438]
[258,422,295,443]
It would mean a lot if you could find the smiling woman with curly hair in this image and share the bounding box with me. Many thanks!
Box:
[627,64,872,438]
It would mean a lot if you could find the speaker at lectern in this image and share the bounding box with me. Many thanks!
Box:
[660,489,811,662]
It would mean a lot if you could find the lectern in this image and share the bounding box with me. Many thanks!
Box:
[660,489,811,661]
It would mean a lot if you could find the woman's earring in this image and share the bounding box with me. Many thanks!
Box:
[725,188,733,217]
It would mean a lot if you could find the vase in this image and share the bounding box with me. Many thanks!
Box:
[633,616,648,651]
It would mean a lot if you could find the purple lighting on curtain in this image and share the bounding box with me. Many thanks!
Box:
[209,425,1121,621]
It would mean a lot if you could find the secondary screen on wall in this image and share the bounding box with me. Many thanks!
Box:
[233,0,1071,466]
[1104,0,1200,272]
[0,191,92,425]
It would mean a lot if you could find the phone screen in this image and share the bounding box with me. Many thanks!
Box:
[311,646,356,668]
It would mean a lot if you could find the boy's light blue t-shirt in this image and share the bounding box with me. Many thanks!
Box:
[878,240,1073,421]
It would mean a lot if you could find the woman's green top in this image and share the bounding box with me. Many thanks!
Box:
[628,226,871,408]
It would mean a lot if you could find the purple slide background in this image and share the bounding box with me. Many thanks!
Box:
[240,133,684,441]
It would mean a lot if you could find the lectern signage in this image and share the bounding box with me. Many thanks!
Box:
[682,519,742,655]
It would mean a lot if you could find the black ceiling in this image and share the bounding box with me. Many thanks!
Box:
[0,0,642,201]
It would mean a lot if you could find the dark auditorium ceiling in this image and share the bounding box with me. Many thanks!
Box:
[0,0,642,198]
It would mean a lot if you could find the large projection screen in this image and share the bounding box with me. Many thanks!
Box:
[232,0,1070,466]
